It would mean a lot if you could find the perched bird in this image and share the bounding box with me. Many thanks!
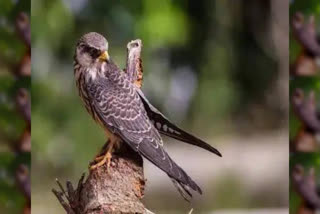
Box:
[73,32,222,200]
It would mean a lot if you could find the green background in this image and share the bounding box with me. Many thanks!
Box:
[31,0,287,213]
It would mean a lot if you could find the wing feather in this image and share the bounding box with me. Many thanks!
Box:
[137,88,222,157]
[87,77,202,196]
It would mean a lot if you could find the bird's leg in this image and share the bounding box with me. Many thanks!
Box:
[90,139,115,171]
[94,141,109,161]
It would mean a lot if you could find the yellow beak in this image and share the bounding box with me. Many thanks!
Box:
[99,51,110,61]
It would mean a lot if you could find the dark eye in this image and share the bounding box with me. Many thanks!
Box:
[89,48,100,58]
[80,45,100,58]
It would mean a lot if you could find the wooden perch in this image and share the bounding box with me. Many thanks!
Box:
[53,39,153,214]
[53,144,146,214]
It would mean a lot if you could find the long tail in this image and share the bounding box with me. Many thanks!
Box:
[137,89,222,157]
[170,177,193,202]
[136,136,202,201]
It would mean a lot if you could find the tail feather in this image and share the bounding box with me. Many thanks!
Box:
[170,177,193,202]
[136,138,202,199]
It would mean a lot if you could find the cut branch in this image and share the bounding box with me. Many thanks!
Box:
[53,144,146,214]
[53,39,151,214]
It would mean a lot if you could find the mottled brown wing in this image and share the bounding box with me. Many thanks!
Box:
[87,77,201,197]
[125,39,143,88]
[137,89,222,157]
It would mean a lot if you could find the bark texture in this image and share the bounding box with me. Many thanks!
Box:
[53,39,151,214]
[83,145,145,214]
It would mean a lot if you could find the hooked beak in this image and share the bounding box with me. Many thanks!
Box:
[99,50,110,62]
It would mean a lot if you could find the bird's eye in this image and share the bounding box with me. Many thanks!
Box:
[80,45,100,59]
[89,48,100,58]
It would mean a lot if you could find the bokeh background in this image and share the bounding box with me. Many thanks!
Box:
[289,0,320,213]
[0,0,31,213]
[32,0,288,213]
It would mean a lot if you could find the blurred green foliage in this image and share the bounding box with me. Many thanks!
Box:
[31,0,286,213]
[0,0,30,213]
[289,0,320,213]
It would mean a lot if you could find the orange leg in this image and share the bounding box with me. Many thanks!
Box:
[90,140,115,171]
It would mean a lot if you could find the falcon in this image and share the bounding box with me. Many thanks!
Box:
[73,32,222,200]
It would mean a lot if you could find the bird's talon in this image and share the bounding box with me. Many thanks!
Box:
[89,152,112,171]
[94,156,104,161]
[106,153,112,170]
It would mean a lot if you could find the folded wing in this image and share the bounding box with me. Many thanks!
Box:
[87,78,202,199]
[136,88,222,157]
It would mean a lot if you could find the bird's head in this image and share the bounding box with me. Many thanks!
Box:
[75,32,110,68]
